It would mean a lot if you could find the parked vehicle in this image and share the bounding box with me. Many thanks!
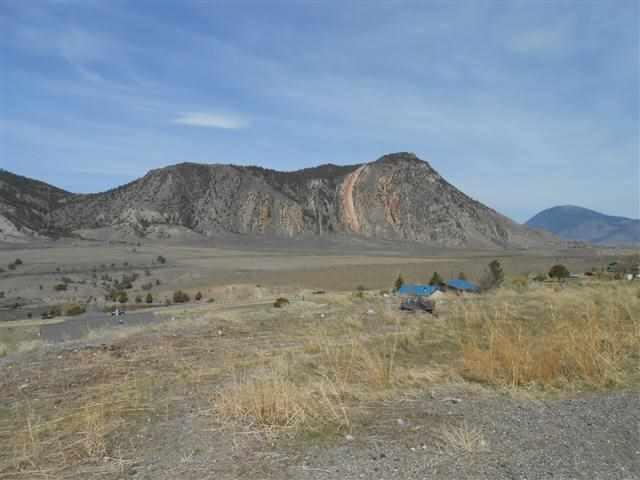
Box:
[400,296,435,314]
[111,308,126,316]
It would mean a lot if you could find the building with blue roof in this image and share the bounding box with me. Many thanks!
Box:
[446,279,479,292]
[397,284,438,297]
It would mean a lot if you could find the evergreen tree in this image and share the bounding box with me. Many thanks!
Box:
[394,274,405,291]
[429,272,444,286]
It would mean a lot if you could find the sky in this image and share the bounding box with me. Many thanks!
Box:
[1,0,638,223]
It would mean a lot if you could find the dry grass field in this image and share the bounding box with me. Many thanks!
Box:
[1,274,638,479]
[0,238,626,316]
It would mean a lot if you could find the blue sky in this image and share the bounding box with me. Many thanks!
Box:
[1,0,638,222]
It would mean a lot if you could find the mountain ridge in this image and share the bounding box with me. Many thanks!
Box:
[1,153,557,248]
[526,205,639,246]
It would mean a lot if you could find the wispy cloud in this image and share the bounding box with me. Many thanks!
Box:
[508,26,571,56]
[2,0,637,221]
[173,112,248,129]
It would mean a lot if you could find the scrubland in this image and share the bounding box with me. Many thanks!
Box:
[0,279,638,478]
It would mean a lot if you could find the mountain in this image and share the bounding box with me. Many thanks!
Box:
[1,153,556,248]
[526,205,640,246]
[0,169,75,241]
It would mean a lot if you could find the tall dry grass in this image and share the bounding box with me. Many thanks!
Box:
[212,331,402,434]
[7,374,156,476]
[450,283,640,390]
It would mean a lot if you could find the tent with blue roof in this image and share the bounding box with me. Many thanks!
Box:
[446,279,479,292]
[397,284,438,297]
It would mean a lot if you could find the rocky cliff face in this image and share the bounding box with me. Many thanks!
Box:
[1,153,556,247]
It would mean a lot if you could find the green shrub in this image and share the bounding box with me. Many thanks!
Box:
[146,293,153,304]
[118,291,128,304]
[63,303,85,316]
[53,283,67,291]
[135,295,142,304]
[549,264,570,279]
[195,291,203,301]
[14,258,23,266]
[156,255,166,264]
[274,297,289,308]
[48,305,62,317]
[480,260,504,290]
[173,290,190,303]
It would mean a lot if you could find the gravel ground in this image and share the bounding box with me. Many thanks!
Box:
[122,386,639,480]
[281,390,640,480]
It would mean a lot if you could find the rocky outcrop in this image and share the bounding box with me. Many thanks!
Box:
[1,153,557,248]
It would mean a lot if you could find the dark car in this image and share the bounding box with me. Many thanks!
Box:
[400,296,435,314]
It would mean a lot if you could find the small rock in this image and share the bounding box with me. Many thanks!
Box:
[442,397,462,404]
[367,309,375,315]
[345,434,354,441]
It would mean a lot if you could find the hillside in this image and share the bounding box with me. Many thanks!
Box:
[0,169,75,241]
[526,205,639,246]
[2,153,556,248]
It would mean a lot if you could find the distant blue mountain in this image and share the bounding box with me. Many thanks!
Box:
[526,205,639,246]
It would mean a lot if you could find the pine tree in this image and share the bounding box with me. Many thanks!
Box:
[394,274,404,291]
[429,272,443,286]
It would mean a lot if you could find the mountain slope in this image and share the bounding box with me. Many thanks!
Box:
[526,205,639,246]
[0,169,74,241]
[3,153,557,248]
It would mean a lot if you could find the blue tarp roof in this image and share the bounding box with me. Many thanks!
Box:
[446,279,478,291]
[397,284,438,296]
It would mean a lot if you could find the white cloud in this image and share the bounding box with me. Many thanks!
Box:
[173,112,248,129]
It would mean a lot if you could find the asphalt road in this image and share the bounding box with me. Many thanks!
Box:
[39,310,157,343]
[37,300,276,343]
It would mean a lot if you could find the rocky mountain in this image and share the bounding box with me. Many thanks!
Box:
[2,153,556,248]
[0,169,74,241]
[526,205,640,246]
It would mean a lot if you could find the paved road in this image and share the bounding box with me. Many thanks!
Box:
[38,300,276,343]
[40,310,157,343]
